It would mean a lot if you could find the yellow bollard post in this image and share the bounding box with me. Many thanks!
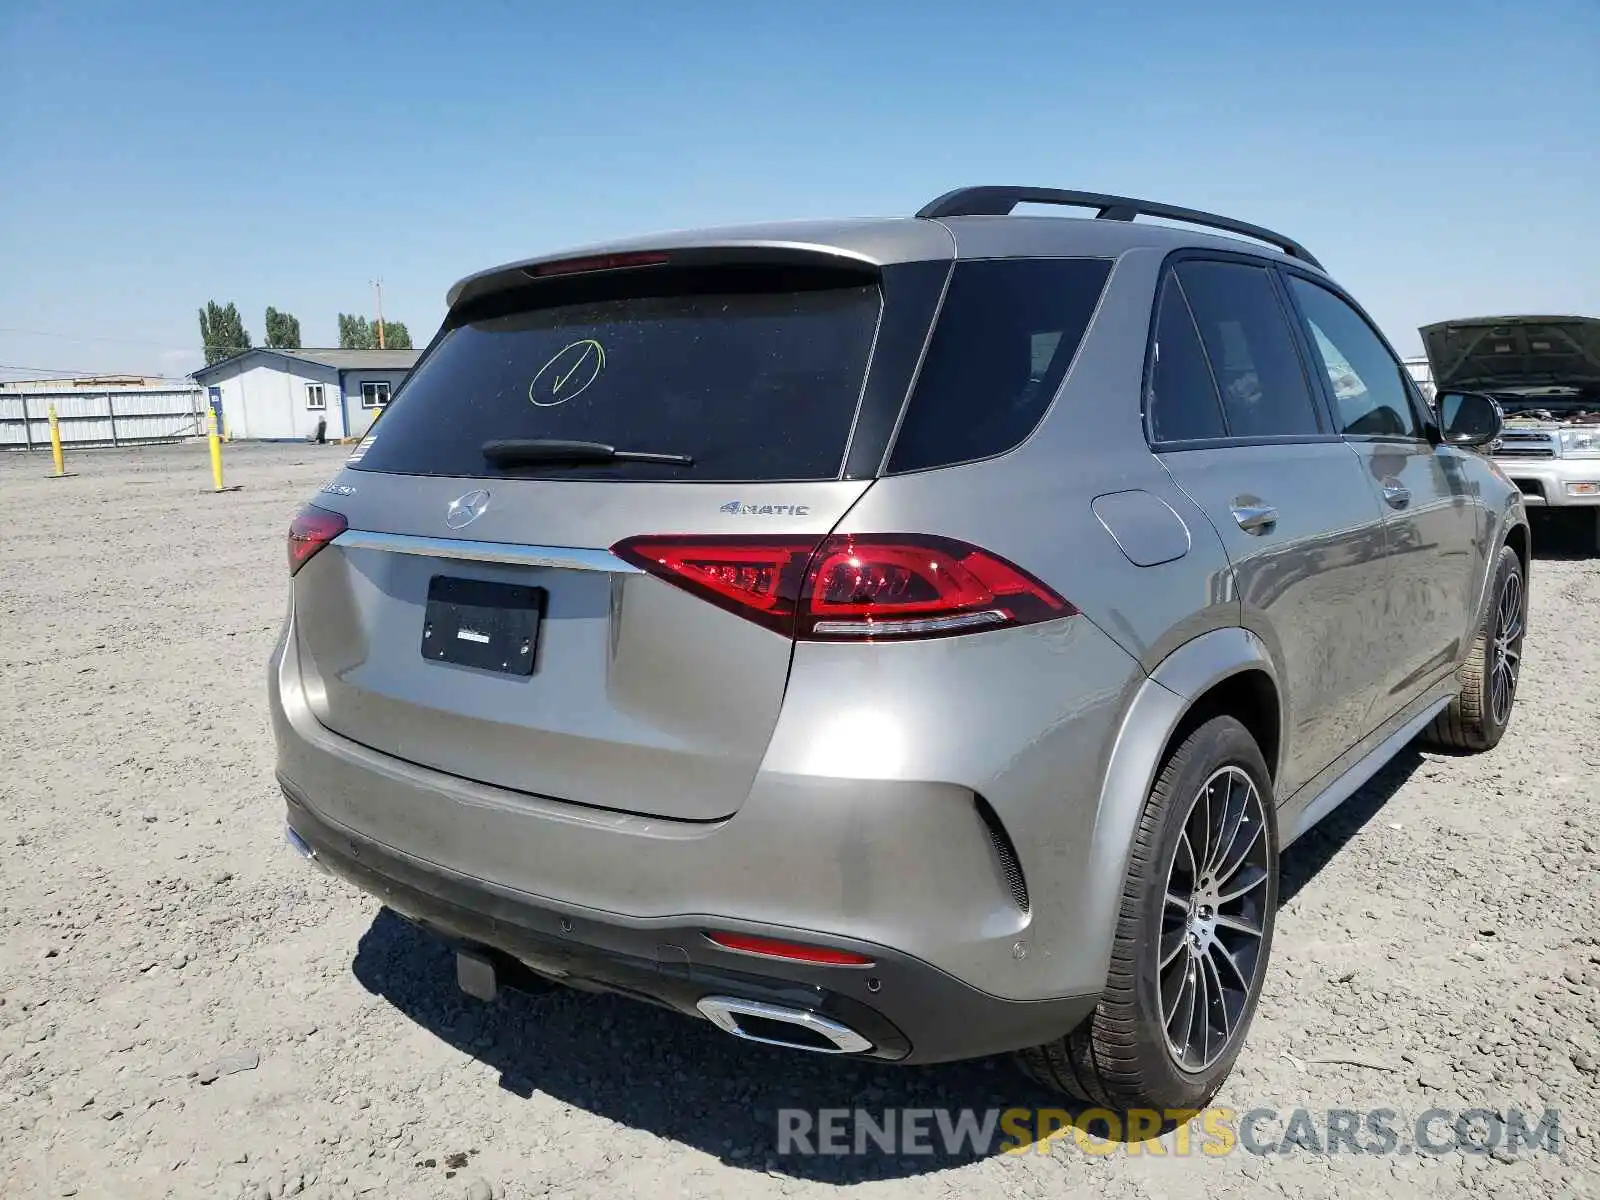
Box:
[48,403,65,477]
[207,408,225,492]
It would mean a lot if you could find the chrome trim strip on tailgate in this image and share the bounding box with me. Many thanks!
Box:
[333,529,640,573]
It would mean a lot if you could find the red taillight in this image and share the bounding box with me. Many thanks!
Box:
[610,533,1073,641]
[705,931,874,967]
[802,534,1072,640]
[610,535,815,635]
[528,251,671,277]
[287,504,348,576]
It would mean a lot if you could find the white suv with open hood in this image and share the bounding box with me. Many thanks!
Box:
[1422,315,1600,546]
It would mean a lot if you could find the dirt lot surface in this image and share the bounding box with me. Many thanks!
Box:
[2,442,1597,1199]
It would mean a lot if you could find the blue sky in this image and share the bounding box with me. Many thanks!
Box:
[2,0,1596,379]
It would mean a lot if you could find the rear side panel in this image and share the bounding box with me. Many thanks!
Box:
[854,246,1240,671]
[775,246,1239,990]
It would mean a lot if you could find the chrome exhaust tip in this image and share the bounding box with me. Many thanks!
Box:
[284,825,325,871]
[695,995,872,1055]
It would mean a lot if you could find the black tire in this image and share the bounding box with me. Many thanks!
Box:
[1422,544,1525,753]
[1017,715,1278,1111]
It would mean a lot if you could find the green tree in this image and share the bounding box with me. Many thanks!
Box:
[338,313,412,349]
[337,313,373,349]
[198,301,252,365]
[264,307,302,349]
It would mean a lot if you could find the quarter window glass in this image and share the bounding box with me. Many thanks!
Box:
[1288,277,1421,438]
[887,258,1113,472]
[1148,274,1227,441]
[1176,262,1322,438]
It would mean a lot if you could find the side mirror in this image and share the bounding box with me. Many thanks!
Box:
[1437,390,1503,447]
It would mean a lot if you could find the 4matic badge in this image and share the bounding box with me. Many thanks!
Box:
[719,500,811,517]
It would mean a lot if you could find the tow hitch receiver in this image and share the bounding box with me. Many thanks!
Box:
[456,949,499,1002]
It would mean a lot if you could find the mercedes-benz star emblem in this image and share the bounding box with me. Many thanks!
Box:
[445,489,491,530]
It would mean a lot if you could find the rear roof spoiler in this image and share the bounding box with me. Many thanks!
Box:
[916,186,1323,271]
[446,243,885,310]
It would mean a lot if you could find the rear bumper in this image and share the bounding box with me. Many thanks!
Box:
[283,787,1097,1064]
[270,590,1147,1063]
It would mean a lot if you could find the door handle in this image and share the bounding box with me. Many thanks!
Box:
[1231,503,1278,534]
[1382,480,1411,508]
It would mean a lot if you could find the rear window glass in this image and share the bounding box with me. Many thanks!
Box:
[887,258,1112,473]
[351,270,881,481]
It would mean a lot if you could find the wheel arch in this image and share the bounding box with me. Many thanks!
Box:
[1071,628,1282,992]
[1466,507,1531,651]
[1149,649,1281,790]
[1503,518,1530,581]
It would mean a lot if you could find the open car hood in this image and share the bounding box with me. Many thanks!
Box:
[1421,315,1600,391]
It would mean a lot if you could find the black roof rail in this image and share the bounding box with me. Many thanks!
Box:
[915,186,1323,271]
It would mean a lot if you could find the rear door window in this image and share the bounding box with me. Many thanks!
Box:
[351,269,881,481]
[1175,261,1323,438]
[887,258,1112,472]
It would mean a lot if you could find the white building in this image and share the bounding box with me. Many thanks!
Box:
[190,348,420,441]
[1402,356,1435,400]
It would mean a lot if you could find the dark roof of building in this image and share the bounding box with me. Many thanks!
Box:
[192,347,422,381]
[0,374,175,392]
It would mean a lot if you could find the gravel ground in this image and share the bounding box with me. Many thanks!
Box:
[1,442,1597,1200]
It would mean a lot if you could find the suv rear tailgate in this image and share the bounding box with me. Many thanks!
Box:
[294,476,870,822]
[290,256,895,822]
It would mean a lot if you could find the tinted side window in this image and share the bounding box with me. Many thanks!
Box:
[1176,261,1322,438]
[887,258,1112,472]
[1147,274,1227,441]
[1287,277,1421,438]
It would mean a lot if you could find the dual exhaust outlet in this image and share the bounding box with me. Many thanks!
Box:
[457,957,874,1056]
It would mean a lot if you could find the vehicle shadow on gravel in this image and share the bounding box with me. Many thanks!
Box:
[353,909,1095,1183]
[1529,511,1599,560]
[1278,746,1423,905]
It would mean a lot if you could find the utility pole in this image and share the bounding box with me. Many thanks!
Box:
[371,279,386,350]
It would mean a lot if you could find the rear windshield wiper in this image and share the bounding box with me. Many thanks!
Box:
[482,438,694,468]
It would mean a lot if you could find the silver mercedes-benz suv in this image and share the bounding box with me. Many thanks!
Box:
[271,186,1529,1112]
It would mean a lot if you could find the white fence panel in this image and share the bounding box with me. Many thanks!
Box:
[0,397,26,448]
[0,388,203,450]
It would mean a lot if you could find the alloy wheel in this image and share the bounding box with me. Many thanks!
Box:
[1159,765,1271,1073]
[1489,571,1524,727]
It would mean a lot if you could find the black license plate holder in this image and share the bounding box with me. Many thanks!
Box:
[421,576,545,676]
